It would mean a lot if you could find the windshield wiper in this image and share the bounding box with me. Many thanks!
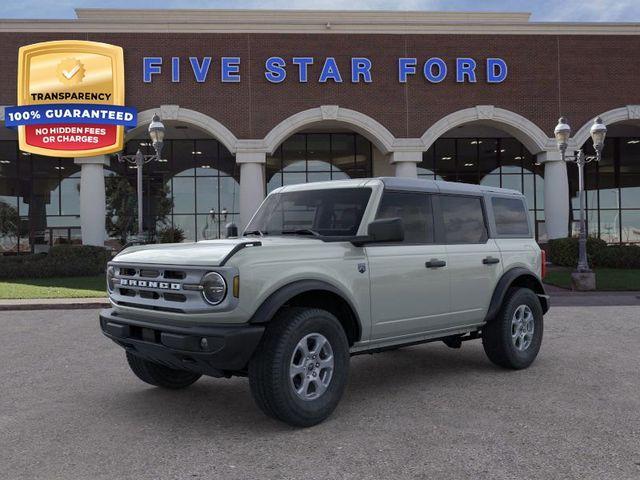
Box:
[281,228,321,237]
[244,230,266,237]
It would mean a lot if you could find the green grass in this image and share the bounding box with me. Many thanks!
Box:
[544,268,640,291]
[0,275,107,299]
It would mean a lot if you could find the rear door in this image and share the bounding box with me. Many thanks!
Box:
[436,194,503,326]
[366,190,451,340]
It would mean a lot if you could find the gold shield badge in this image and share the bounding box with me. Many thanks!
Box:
[14,40,126,157]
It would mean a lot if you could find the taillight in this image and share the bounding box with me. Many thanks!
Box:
[540,249,547,279]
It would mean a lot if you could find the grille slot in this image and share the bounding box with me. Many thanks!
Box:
[119,268,136,276]
[164,293,187,303]
[164,270,186,280]
[139,290,160,300]
[139,269,160,278]
[119,288,136,297]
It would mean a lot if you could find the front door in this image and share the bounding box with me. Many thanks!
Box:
[366,190,451,340]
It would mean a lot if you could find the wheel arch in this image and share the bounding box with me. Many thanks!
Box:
[249,280,362,346]
[485,268,550,323]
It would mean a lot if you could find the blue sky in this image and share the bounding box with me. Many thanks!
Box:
[1,0,639,22]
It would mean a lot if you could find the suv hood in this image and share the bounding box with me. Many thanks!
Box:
[113,237,323,267]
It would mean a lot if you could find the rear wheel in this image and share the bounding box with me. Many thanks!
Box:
[126,352,201,389]
[248,307,350,427]
[482,287,543,370]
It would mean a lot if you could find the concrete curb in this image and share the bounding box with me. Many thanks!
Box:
[0,298,110,311]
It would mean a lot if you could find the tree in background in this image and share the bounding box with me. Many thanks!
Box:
[105,176,173,245]
[0,201,20,251]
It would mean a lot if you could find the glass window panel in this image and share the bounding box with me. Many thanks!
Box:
[46,216,80,227]
[0,141,18,177]
[219,176,239,214]
[198,213,219,240]
[598,173,619,209]
[440,195,488,244]
[331,134,354,173]
[308,172,332,184]
[59,157,80,177]
[172,215,196,242]
[31,178,60,216]
[172,140,195,176]
[620,174,640,209]
[267,173,282,193]
[194,139,219,174]
[282,134,306,172]
[172,177,195,214]
[500,138,523,173]
[219,146,237,179]
[376,192,434,243]
[60,177,80,215]
[282,172,306,186]
[196,177,218,215]
[619,137,640,174]
[478,138,498,175]
[501,174,523,193]
[621,210,640,243]
[434,138,456,180]
[31,156,59,178]
[419,147,434,173]
[599,210,620,243]
[480,174,500,188]
[492,197,530,236]
[355,135,371,172]
[457,139,478,176]
[457,174,479,185]
[331,171,350,181]
[306,134,331,172]
[523,174,535,210]
[535,174,544,210]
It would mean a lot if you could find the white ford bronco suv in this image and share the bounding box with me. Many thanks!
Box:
[100,177,549,427]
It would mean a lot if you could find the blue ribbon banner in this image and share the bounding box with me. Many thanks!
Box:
[4,104,137,128]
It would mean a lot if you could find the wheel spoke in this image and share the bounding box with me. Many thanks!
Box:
[290,363,306,378]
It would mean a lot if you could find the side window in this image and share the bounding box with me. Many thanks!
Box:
[440,195,488,244]
[492,197,531,236]
[375,191,434,243]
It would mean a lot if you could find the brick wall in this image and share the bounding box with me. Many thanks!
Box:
[0,32,638,141]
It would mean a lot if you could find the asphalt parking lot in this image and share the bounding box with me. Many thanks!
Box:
[1,306,639,480]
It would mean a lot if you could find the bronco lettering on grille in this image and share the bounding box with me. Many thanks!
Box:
[119,278,181,290]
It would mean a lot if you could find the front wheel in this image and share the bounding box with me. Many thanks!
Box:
[248,307,350,427]
[126,352,202,389]
[482,287,544,370]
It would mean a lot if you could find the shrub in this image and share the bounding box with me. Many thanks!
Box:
[157,226,185,244]
[548,237,640,269]
[0,245,112,279]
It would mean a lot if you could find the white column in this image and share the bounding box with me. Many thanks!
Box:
[538,151,569,240]
[390,151,422,178]
[74,155,109,246]
[237,151,266,230]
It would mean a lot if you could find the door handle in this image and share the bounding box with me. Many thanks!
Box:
[425,259,446,268]
[483,256,500,265]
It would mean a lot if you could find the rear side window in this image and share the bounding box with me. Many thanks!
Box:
[492,197,531,236]
[440,195,488,244]
[375,191,434,243]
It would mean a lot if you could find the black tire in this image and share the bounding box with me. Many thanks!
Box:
[125,351,202,389]
[482,287,544,370]
[248,307,350,427]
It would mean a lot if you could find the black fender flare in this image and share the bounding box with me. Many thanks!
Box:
[249,279,363,340]
[484,267,550,323]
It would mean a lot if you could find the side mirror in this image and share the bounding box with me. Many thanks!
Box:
[225,222,239,238]
[366,217,404,243]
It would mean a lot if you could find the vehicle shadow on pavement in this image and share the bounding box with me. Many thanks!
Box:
[101,344,499,432]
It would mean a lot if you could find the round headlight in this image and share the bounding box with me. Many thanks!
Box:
[201,272,227,305]
[106,266,116,293]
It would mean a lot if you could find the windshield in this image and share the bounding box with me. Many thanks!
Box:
[245,187,372,237]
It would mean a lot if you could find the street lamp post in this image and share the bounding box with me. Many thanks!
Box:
[553,116,607,288]
[117,114,166,239]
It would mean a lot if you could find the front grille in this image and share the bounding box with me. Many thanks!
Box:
[109,263,236,314]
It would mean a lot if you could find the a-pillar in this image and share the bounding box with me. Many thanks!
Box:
[538,151,569,240]
[390,151,422,178]
[237,151,266,230]
[74,155,109,246]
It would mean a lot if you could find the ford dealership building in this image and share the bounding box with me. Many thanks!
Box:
[0,9,639,252]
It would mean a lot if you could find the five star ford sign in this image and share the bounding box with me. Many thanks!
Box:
[4,40,137,158]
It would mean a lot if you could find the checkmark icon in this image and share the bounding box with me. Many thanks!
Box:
[62,64,80,79]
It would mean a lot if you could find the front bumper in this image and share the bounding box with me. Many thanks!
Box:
[99,308,264,376]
